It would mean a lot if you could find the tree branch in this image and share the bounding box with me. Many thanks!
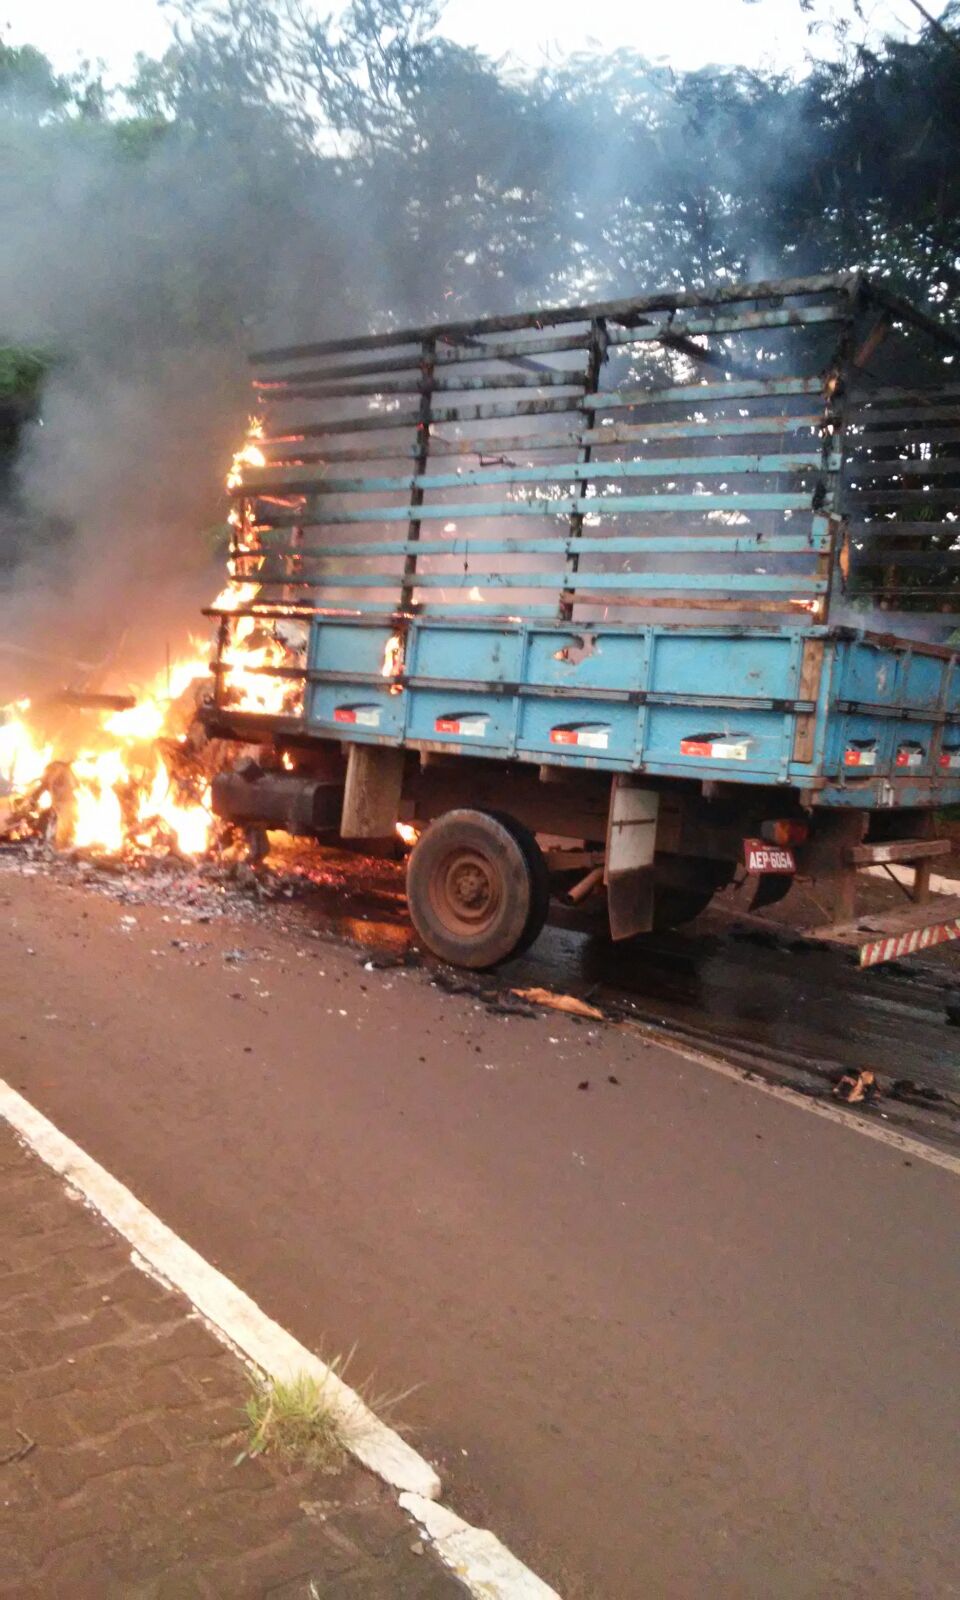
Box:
[904,0,960,61]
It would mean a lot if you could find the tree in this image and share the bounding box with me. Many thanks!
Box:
[3,0,960,625]
[0,42,70,119]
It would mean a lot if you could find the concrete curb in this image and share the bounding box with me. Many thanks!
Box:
[401,1493,561,1598]
[1,1080,561,1600]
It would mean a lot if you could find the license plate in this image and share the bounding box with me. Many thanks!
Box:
[744,838,796,874]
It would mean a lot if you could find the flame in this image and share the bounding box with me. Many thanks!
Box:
[226,417,267,492]
[0,700,52,792]
[1,647,214,857]
[0,418,307,860]
[209,418,309,717]
[396,821,419,846]
[226,443,266,492]
[226,417,269,563]
[211,579,262,613]
[219,611,305,718]
[381,632,404,679]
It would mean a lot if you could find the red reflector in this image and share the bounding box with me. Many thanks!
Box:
[896,745,924,769]
[334,708,356,724]
[760,819,808,846]
[434,714,488,736]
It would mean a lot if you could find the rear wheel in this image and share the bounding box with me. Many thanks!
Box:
[482,810,551,955]
[406,808,549,968]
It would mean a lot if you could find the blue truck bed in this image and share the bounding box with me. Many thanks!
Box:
[301,614,960,808]
[209,271,960,812]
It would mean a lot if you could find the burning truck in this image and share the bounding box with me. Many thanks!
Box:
[6,273,960,970]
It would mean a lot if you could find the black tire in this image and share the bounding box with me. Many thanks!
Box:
[406,809,545,968]
[482,810,551,955]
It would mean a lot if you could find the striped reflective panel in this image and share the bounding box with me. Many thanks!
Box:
[844,745,877,767]
[550,725,610,750]
[334,705,382,726]
[680,733,754,760]
[434,714,489,736]
[860,918,960,967]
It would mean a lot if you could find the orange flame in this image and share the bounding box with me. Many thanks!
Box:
[225,417,267,492]
[381,632,404,679]
[1,650,213,857]
[0,700,51,792]
[0,417,307,859]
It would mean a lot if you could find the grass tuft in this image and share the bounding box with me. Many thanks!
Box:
[238,1352,417,1475]
[241,1370,350,1475]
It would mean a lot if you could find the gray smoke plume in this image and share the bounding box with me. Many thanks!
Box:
[0,130,242,688]
[0,48,359,695]
[2,3,950,694]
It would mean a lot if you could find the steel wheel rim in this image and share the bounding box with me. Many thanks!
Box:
[430,846,503,936]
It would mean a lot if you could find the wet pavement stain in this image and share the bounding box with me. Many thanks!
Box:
[5,833,959,1150]
[244,843,960,1149]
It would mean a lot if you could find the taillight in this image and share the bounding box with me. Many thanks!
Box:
[760,819,809,846]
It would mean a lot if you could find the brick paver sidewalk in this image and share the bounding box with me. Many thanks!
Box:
[0,1122,462,1598]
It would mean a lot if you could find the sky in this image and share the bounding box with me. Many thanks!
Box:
[0,0,914,82]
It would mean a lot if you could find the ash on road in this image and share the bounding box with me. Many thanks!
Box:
[2,862,959,1598]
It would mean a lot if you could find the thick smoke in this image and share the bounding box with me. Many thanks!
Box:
[1,3,954,689]
[0,101,321,691]
[0,60,426,689]
[0,15,559,692]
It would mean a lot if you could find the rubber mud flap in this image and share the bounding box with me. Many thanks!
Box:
[749,872,794,912]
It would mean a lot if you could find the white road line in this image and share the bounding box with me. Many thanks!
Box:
[619,1022,960,1178]
[0,1080,560,1600]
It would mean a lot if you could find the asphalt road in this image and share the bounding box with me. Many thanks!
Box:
[3,866,959,1598]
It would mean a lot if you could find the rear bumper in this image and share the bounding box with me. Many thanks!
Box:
[808,898,960,966]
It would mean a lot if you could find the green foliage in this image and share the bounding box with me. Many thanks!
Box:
[7,0,960,348]
[154,0,960,325]
[0,346,50,405]
[0,42,70,117]
[3,0,960,602]
[241,1371,348,1472]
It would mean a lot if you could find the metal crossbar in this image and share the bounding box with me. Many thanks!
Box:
[225,275,960,627]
